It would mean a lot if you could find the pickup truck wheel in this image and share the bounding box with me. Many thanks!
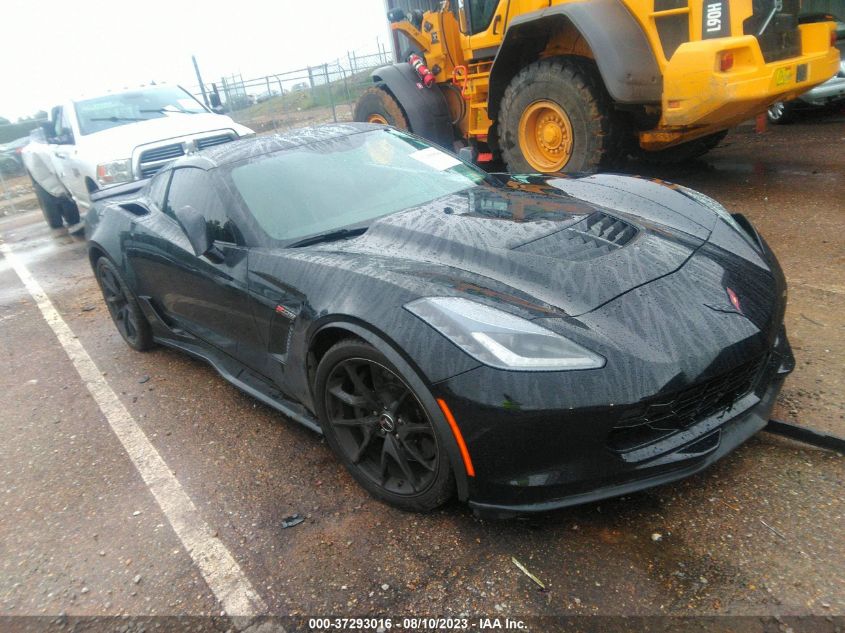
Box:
[28,175,65,229]
[354,86,410,129]
[499,57,624,174]
[95,258,154,352]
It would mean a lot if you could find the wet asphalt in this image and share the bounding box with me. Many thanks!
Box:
[0,115,842,622]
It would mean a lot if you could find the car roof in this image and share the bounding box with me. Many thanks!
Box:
[174,122,385,170]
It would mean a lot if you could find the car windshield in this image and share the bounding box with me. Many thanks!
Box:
[75,86,207,135]
[227,129,489,243]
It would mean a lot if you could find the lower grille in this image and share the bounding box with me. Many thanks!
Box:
[607,354,767,453]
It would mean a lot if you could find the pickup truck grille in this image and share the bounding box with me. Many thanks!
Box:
[744,0,802,63]
[137,133,236,178]
[139,144,185,178]
[140,144,185,164]
[196,134,234,150]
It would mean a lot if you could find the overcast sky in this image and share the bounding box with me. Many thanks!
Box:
[0,0,391,120]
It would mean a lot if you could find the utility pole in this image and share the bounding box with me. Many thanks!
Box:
[192,55,210,108]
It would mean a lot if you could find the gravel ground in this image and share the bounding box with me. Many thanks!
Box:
[0,113,842,628]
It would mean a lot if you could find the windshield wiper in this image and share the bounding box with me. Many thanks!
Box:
[89,116,145,122]
[287,227,368,248]
[140,107,199,115]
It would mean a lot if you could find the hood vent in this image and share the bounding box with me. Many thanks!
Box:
[514,212,638,261]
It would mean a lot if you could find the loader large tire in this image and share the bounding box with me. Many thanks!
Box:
[354,86,410,130]
[498,57,623,174]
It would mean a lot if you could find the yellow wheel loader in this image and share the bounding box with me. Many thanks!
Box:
[354,0,840,173]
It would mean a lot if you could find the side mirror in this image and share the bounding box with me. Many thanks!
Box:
[175,205,225,262]
[175,205,211,256]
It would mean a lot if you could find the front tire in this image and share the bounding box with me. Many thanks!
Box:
[95,258,154,352]
[498,56,623,174]
[354,86,410,129]
[315,339,454,512]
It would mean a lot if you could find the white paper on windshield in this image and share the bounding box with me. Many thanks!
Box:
[409,147,461,171]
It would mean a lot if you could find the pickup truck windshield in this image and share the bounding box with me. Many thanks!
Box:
[228,129,488,243]
[75,87,207,135]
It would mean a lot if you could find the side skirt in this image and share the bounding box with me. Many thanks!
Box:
[138,296,322,434]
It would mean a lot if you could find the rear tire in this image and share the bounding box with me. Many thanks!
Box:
[354,85,410,129]
[95,258,154,352]
[315,339,454,512]
[498,56,624,174]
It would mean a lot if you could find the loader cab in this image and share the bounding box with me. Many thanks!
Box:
[454,0,508,60]
[455,0,500,35]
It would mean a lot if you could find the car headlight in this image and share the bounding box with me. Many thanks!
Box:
[405,297,605,371]
[678,186,758,249]
[96,159,133,187]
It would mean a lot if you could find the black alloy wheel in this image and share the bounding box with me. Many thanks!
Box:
[316,340,454,511]
[95,258,154,351]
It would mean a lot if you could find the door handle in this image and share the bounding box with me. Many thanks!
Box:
[54,151,68,159]
[492,14,502,35]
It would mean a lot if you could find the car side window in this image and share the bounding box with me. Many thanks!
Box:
[165,168,239,244]
[147,170,170,211]
[60,108,74,139]
[51,106,64,138]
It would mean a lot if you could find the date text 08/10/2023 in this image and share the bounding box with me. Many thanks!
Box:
[307,617,528,630]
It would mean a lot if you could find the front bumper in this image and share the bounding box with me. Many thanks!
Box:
[643,22,840,149]
[435,325,794,518]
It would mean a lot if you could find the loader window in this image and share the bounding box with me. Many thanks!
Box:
[458,0,499,35]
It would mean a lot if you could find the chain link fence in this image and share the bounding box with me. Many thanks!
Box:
[189,46,394,134]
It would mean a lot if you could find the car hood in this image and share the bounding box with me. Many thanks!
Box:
[323,176,727,316]
[78,113,250,157]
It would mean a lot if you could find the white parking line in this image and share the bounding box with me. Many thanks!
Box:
[0,242,267,617]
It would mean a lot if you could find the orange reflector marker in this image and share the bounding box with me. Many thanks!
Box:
[437,398,475,477]
[719,51,734,72]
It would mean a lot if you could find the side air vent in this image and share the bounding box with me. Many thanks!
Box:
[119,203,149,216]
[514,212,638,261]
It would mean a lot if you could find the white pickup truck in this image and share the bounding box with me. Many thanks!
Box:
[23,84,253,217]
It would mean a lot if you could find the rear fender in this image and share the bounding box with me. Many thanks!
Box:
[371,64,455,148]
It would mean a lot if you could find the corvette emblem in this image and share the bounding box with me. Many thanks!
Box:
[726,287,742,314]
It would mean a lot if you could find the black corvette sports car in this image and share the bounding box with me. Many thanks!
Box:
[86,124,794,516]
